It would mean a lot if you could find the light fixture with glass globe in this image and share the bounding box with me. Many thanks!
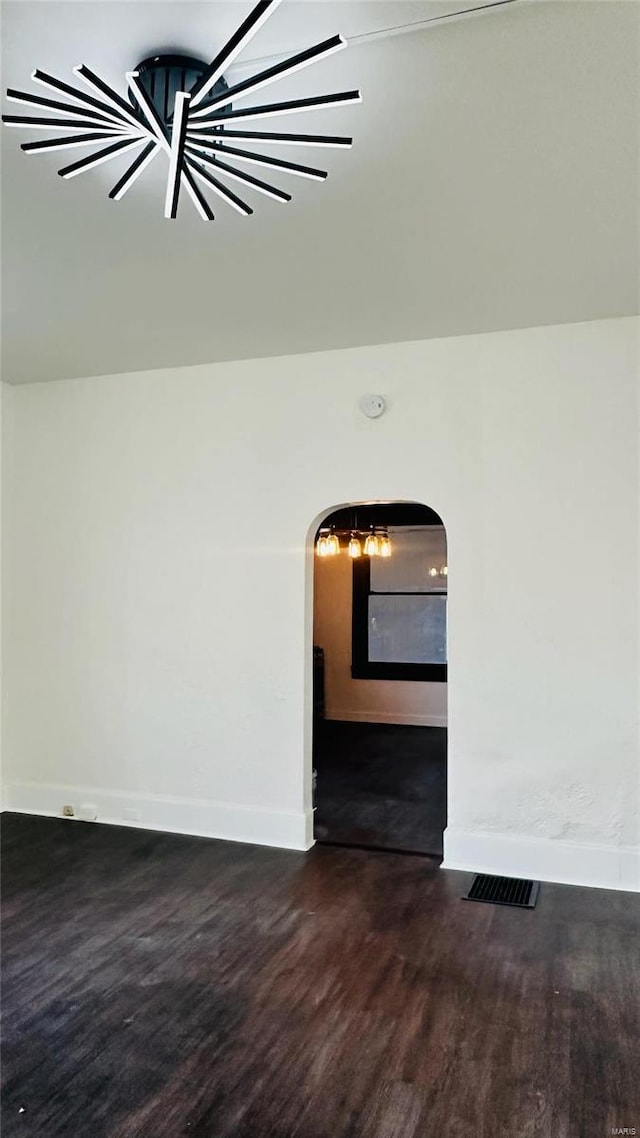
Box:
[348,534,362,559]
[316,524,392,559]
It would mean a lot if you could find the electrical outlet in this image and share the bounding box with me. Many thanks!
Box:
[61,804,74,817]
[78,803,97,822]
[123,808,140,822]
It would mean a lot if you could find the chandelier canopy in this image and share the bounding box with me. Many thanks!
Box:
[2,0,361,220]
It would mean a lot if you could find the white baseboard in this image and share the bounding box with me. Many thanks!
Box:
[443,826,640,893]
[4,781,314,852]
[8,786,636,894]
[326,710,447,728]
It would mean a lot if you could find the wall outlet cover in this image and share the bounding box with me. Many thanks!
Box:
[78,803,98,821]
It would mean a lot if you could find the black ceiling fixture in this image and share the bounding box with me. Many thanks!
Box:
[2,0,361,220]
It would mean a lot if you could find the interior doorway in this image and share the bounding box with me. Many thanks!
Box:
[312,502,448,857]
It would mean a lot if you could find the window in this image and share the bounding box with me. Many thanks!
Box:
[352,526,447,682]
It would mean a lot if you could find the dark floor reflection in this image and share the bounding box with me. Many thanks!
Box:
[313,720,447,856]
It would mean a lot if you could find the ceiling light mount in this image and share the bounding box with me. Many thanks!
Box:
[128,55,232,125]
[2,0,361,222]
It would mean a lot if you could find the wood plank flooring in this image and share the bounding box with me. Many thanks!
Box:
[313,722,446,855]
[2,813,639,1138]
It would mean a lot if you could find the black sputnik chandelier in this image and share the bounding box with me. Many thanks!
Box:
[2,0,361,221]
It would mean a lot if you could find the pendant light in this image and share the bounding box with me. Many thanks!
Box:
[316,528,339,556]
[378,531,392,558]
[325,529,339,556]
[348,533,362,558]
[364,529,379,557]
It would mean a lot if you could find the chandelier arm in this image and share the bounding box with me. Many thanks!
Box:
[184,145,291,202]
[125,72,169,146]
[6,88,119,126]
[189,34,345,118]
[165,92,191,219]
[125,78,218,221]
[58,135,146,179]
[185,136,327,180]
[200,129,352,148]
[2,115,134,132]
[126,78,196,221]
[21,131,136,154]
[31,69,142,129]
[73,66,151,135]
[187,90,362,128]
[185,155,253,216]
[189,0,283,109]
[108,139,161,200]
[181,166,216,219]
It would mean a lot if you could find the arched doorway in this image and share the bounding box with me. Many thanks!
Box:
[310,501,448,857]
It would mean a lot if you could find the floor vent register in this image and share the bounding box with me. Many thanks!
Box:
[464,873,539,909]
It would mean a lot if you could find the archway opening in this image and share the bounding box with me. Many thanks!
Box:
[311,501,447,858]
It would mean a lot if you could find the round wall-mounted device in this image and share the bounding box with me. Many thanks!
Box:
[359,394,386,419]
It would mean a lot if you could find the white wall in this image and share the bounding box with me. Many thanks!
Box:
[2,317,639,890]
[313,532,448,726]
[0,383,3,809]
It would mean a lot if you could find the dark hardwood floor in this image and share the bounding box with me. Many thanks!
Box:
[2,812,639,1138]
[313,721,446,855]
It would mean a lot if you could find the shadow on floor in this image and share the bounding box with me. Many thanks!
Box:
[313,720,447,856]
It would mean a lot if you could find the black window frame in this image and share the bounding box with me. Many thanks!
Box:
[351,555,447,682]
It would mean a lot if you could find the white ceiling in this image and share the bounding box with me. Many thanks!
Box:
[1,0,638,384]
